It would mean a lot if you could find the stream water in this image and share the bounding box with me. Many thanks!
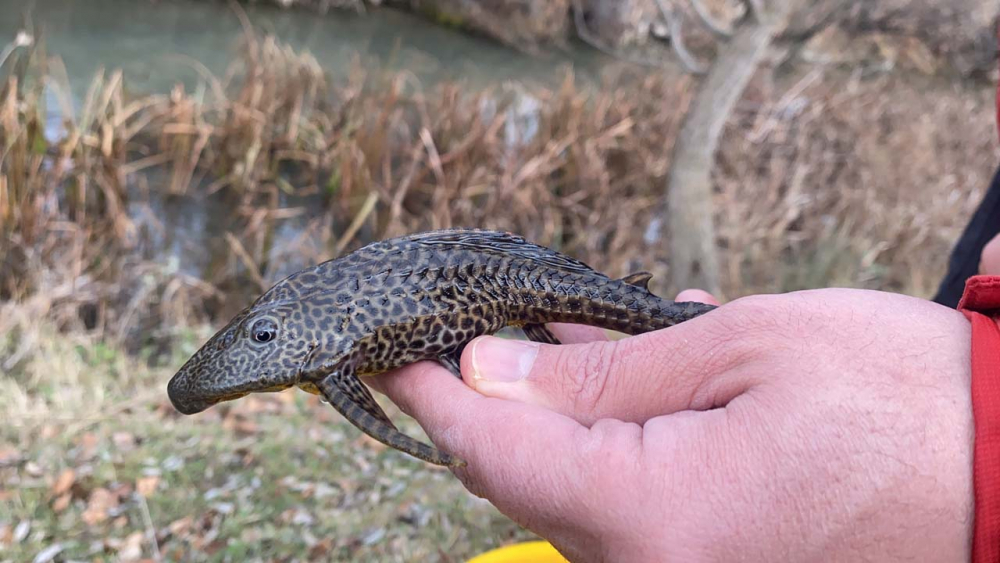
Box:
[1,0,604,96]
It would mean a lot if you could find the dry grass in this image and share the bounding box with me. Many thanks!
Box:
[0,26,704,349]
[0,21,993,372]
[715,69,994,298]
[0,20,993,364]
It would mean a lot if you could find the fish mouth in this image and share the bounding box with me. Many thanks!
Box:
[168,394,215,415]
[169,387,296,415]
[209,384,298,408]
[208,391,251,407]
[167,374,209,415]
[167,371,270,415]
[177,392,248,414]
[168,349,312,415]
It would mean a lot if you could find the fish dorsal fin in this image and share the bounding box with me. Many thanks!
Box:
[620,271,653,290]
[406,229,599,276]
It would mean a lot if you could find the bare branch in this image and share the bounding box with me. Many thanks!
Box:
[651,0,709,74]
[688,0,734,38]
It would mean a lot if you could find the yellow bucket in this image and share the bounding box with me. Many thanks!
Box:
[467,541,569,563]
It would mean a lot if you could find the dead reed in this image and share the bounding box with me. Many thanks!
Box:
[0,24,994,359]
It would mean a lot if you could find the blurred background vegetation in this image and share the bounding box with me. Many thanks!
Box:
[1,0,997,561]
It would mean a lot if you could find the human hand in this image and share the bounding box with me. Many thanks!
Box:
[373,289,973,562]
[980,232,1000,275]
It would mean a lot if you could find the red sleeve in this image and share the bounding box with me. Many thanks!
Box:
[959,276,1000,562]
[961,26,1000,561]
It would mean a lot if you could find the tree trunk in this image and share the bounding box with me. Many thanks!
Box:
[666,2,790,296]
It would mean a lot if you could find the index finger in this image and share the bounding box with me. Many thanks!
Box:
[371,362,596,523]
[371,360,736,561]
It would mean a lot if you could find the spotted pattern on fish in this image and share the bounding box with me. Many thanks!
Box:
[166,229,716,466]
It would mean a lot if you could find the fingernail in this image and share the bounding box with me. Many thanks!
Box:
[470,337,539,383]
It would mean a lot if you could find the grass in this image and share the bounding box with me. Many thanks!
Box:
[3,407,531,561]
[0,16,996,563]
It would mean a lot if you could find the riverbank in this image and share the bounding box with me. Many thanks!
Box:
[236,0,999,77]
[2,27,994,347]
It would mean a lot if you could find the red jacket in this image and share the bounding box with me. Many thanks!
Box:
[956,29,999,561]
[961,277,1000,561]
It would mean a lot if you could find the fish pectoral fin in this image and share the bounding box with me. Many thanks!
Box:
[438,345,466,378]
[322,369,396,430]
[523,324,561,345]
[317,370,466,467]
[620,271,653,290]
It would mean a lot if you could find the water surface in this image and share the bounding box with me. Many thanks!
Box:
[1,0,605,96]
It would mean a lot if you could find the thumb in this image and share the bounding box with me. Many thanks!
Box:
[462,318,752,426]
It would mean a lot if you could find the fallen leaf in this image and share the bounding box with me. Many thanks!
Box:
[79,433,99,459]
[161,456,184,472]
[308,539,334,560]
[239,450,256,466]
[118,531,144,561]
[13,520,30,543]
[0,447,22,467]
[110,482,133,498]
[235,419,259,435]
[51,493,71,513]
[136,476,159,497]
[204,539,226,555]
[112,432,137,452]
[50,469,75,497]
[361,527,386,546]
[82,488,118,526]
[335,478,357,495]
[167,516,193,537]
[292,510,315,526]
[32,544,63,563]
[211,501,234,515]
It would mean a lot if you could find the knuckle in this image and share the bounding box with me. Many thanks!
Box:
[576,419,642,472]
[721,293,782,328]
[708,293,806,346]
[646,294,795,408]
[553,341,623,414]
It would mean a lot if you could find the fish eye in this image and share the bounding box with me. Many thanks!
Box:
[250,319,278,344]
